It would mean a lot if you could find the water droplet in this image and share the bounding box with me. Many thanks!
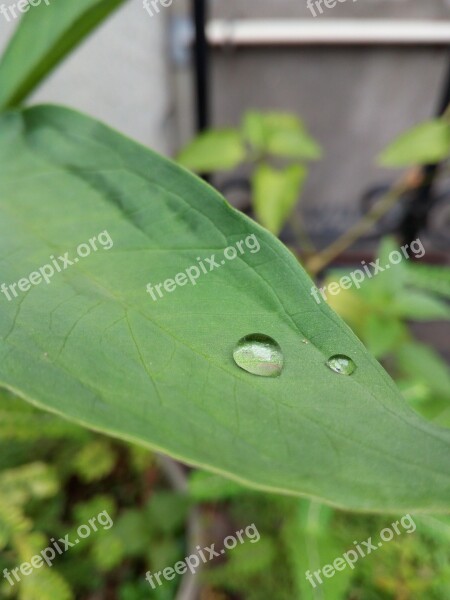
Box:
[326,354,356,375]
[233,334,283,377]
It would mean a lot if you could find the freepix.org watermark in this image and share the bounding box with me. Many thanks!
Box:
[0,230,114,302]
[145,523,260,590]
[3,510,113,587]
[310,238,425,304]
[146,234,261,302]
[0,0,50,22]
[306,514,416,588]
[307,0,357,18]
[143,0,172,18]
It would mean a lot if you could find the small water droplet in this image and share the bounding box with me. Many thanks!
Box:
[301,339,309,344]
[326,354,356,375]
[233,334,283,377]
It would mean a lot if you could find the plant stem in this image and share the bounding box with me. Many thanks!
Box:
[157,456,202,600]
[306,168,422,276]
[290,208,317,256]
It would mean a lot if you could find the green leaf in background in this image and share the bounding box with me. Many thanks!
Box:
[362,314,406,359]
[253,164,306,235]
[1,105,450,512]
[188,470,249,501]
[397,342,450,401]
[283,500,351,600]
[242,111,268,152]
[390,290,450,321]
[0,462,58,507]
[415,514,450,546]
[19,558,74,600]
[379,119,450,167]
[243,111,322,160]
[405,263,450,300]
[0,0,127,111]
[0,388,88,441]
[177,129,246,172]
[72,440,116,483]
[374,236,408,296]
[203,537,276,588]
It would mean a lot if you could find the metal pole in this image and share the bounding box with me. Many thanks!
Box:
[192,0,209,133]
[400,57,450,245]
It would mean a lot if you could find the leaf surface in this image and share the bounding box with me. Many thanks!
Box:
[1,106,450,512]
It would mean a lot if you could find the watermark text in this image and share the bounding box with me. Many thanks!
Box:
[311,238,425,304]
[146,234,261,302]
[3,509,113,586]
[1,230,114,302]
[145,523,260,589]
[306,514,416,588]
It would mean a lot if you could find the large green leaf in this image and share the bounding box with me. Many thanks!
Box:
[0,0,127,111]
[1,105,450,513]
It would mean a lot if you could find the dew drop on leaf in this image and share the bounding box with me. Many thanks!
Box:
[233,334,283,378]
[326,354,356,375]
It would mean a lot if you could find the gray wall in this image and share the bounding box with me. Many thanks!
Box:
[0,0,173,153]
[203,0,450,241]
[210,0,450,20]
[1,0,449,244]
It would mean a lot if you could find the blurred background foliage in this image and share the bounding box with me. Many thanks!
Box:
[1,376,450,600]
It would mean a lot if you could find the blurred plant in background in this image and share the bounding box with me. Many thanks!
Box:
[0,390,188,600]
[178,111,321,238]
[326,238,450,428]
[2,389,450,599]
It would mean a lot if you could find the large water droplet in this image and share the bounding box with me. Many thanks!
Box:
[233,334,283,377]
[326,354,356,375]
